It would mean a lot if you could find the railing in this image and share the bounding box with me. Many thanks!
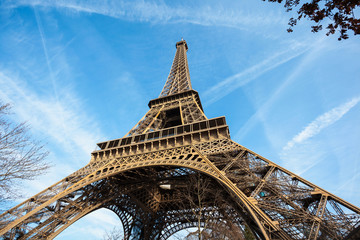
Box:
[91,116,230,162]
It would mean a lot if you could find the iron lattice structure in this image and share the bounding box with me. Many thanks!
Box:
[1,40,360,240]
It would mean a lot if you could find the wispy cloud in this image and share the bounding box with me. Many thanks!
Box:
[283,96,360,151]
[4,0,287,30]
[33,7,59,100]
[232,37,328,142]
[202,42,309,105]
[0,71,103,161]
[279,96,360,176]
[282,141,326,176]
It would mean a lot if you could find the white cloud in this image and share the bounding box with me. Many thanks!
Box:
[4,0,287,30]
[33,7,60,100]
[0,71,103,160]
[278,96,360,177]
[232,37,344,145]
[283,96,360,151]
[202,43,309,106]
[281,141,326,175]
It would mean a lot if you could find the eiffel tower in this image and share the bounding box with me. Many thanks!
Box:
[1,40,360,240]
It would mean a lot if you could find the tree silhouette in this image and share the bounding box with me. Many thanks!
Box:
[0,102,49,203]
[265,0,360,40]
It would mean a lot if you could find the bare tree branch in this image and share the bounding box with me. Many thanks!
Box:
[102,227,123,240]
[0,101,50,203]
[175,172,247,240]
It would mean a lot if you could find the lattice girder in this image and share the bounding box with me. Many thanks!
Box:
[126,90,206,136]
[159,40,192,97]
[1,137,360,239]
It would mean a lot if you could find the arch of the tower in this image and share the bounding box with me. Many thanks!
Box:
[0,146,269,240]
[98,165,258,240]
[58,166,263,239]
[29,166,262,239]
[84,147,269,239]
[79,153,266,238]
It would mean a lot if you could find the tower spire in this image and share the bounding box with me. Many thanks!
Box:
[159,39,192,97]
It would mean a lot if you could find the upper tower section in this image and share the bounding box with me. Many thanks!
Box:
[117,39,208,138]
[159,39,192,97]
[93,40,229,153]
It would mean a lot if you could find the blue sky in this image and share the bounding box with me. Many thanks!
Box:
[0,0,359,239]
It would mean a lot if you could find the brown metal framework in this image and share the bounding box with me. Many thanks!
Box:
[1,40,360,240]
